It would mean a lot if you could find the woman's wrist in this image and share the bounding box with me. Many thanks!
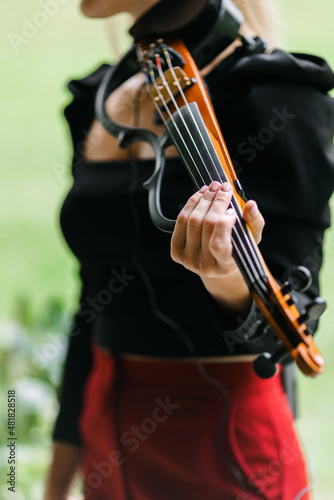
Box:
[201,269,252,317]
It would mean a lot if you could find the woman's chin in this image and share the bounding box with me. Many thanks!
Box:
[80,0,114,18]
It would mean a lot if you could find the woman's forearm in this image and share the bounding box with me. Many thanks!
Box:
[44,442,83,500]
[201,271,252,317]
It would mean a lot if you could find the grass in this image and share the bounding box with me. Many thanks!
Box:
[277,2,334,498]
[1,0,334,498]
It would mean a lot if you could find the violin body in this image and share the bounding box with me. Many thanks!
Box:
[94,8,326,378]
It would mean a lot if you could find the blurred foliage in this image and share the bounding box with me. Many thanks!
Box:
[0,299,70,498]
[0,0,334,498]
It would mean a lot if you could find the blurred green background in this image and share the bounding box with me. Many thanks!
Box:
[0,0,333,498]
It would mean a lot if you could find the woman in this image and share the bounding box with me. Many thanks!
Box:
[45,0,334,499]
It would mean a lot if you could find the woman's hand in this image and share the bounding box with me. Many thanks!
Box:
[171,181,265,315]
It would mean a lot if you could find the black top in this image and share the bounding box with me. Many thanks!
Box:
[53,45,334,444]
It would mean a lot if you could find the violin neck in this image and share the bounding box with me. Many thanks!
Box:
[166,101,269,294]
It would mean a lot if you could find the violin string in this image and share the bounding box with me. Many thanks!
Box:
[146,55,266,297]
[163,46,269,297]
[161,45,268,292]
[146,59,206,188]
[143,48,267,296]
[141,60,266,492]
[151,48,227,196]
[152,53,211,185]
[163,45,233,179]
[162,47,225,183]
[161,47,233,190]
[149,91,267,300]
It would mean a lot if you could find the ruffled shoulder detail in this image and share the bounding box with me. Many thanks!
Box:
[206,45,334,95]
[63,64,111,161]
[66,63,111,101]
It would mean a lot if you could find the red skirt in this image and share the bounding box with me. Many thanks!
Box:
[79,343,311,500]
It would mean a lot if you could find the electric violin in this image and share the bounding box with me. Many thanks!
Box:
[95,0,326,378]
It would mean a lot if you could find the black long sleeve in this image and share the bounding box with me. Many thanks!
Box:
[53,47,334,444]
[53,280,93,445]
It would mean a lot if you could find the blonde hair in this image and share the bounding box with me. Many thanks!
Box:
[232,0,280,48]
[105,1,280,59]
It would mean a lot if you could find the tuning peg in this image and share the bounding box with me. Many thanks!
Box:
[297,296,327,325]
[280,281,292,296]
[283,266,313,293]
[253,348,289,379]
[253,353,277,379]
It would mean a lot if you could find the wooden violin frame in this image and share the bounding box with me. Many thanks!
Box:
[95,36,326,378]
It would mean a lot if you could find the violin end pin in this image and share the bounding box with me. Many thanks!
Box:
[253,353,278,379]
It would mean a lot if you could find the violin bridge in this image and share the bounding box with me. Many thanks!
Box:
[148,67,195,107]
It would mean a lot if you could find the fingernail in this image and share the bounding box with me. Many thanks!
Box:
[313,353,325,366]
[226,207,235,216]
[221,182,232,192]
[249,201,259,217]
[199,185,208,193]
[209,181,220,192]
